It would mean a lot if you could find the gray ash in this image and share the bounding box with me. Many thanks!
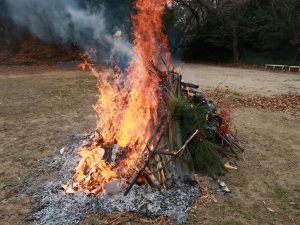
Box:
[32,134,201,225]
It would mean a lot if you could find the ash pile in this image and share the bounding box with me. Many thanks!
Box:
[33,134,201,225]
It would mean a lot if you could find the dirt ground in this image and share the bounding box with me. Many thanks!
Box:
[179,63,300,97]
[0,64,299,225]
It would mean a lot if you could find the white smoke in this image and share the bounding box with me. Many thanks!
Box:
[4,0,131,61]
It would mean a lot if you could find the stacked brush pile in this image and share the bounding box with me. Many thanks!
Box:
[124,59,245,194]
[65,58,244,196]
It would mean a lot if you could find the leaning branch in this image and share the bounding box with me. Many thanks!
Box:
[152,129,199,174]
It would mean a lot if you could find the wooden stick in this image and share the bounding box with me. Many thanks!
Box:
[155,155,167,192]
[155,147,188,161]
[149,60,164,78]
[149,69,158,78]
[152,130,199,174]
[143,173,155,186]
[154,150,189,164]
[229,131,239,141]
[217,132,239,159]
[181,87,202,94]
[171,64,175,83]
[231,141,245,152]
[160,56,174,87]
[124,129,165,196]
[173,129,199,156]
[123,146,154,196]
[160,56,169,73]
[181,82,199,89]
[213,77,228,92]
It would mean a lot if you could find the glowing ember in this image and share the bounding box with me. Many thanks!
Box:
[66,0,170,195]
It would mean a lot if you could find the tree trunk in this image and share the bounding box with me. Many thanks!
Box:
[232,25,239,63]
[293,48,299,63]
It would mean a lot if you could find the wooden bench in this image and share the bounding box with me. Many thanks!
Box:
[265,64,289,70]
[288,66,300,72]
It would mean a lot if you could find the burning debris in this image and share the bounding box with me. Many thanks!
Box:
[63,59,244,196]
[31,0,244,224]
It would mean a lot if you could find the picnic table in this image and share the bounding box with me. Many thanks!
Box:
[265,64,288,70]
[265,64,300,72]
[288,66,300,72]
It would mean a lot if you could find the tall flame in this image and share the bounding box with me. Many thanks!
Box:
[67,0,170,194]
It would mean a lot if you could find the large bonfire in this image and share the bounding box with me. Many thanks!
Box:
[65,0,170,195]
[64,0,243,196]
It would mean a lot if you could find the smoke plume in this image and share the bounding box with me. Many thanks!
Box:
[4,0,132,61]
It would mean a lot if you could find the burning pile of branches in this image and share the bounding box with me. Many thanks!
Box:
[63,57,244,196]
[61,0,243,197]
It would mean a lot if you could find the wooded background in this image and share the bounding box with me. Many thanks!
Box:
[1,0,299,65]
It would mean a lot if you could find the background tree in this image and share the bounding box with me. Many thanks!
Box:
[165,0,300,64]
[0,0,299,64]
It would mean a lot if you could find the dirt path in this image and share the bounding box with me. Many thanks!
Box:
[0,65,299,224]
[180,63,300,96]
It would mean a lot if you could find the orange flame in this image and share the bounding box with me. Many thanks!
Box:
[67,0,170,195]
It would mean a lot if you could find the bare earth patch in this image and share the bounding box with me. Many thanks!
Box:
[0,64,299,224]
[180,63,300,96]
